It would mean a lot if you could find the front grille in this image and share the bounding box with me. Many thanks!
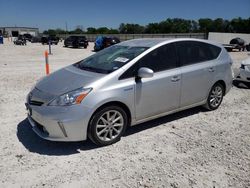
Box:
[29,100,44,106]
[28,87,55,106]
[28,93,44,106]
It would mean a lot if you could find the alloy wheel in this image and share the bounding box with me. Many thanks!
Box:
[95,110,124,142]
[209,85,223,108]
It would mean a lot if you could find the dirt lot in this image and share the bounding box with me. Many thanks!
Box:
[0,40,249,188]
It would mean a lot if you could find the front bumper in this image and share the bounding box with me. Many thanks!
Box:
[235,68,250,82]
[26,103,93,142]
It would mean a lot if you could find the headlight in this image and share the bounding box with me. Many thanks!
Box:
[48,87,92,106]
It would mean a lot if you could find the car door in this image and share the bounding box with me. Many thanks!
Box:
[176,41,216,107]
[130,43,181,121]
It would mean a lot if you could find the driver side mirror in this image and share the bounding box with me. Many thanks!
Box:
[137,67,154,78]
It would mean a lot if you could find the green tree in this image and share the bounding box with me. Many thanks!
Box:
[73,28,84,34]
[43,17,250,35]
[145,23,160,33]
[55,28,67,34]
[96,27,109,34]
[158,19,172,33]
[230,17,250,33]
[198,18,213,33]
[119,23,144,34]
[86,27,97,34]
[108,29,119,34]
[212,18,226,32]
[171,18,192,33]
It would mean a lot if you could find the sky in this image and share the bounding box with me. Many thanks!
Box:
[0,0,249,31]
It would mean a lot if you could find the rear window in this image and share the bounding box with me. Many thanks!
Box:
[176,41,221,66]
[69,36,77,39]
[79,37,86,40]
[70,36,86,40]
[208,44,221,58]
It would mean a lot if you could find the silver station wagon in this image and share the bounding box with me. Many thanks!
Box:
[26,38,233,146]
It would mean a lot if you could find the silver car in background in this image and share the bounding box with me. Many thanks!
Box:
[26,38,233,146]
[235,57,250,84]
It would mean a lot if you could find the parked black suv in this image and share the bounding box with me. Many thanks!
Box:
[64,36,88,48]
[41,35,59,45]
[14,35,27,45]
[23,33,33,42]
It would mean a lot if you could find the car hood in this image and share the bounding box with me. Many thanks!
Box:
[35,65,104,95]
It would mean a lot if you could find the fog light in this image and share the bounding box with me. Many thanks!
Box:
[58,121,68,137]
[42,127,48,134]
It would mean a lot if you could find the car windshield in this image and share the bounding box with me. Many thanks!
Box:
[74,45,148,74]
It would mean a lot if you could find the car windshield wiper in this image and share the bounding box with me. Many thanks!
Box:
[78,65,108,74]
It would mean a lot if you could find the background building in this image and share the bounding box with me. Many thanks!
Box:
[0,27,39,37]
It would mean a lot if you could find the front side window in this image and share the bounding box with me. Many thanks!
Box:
[138,43,177,72]
[120,43,177,79]
[74,45,148,74]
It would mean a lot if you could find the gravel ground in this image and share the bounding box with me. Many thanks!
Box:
[0,40,249,188]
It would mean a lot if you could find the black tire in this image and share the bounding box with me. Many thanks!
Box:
[204,83,224,111]
[246,45,250,52]
[88,105,128,146]
[233,80,239,87]
[234,80,250,89]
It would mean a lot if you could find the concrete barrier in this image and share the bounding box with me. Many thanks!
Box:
[58,33,206,42]
[208,32,250,44]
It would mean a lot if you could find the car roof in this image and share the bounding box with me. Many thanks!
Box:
[119,38,171,47]
[118,38,221,48]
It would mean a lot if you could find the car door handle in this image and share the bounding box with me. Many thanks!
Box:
[208,67,215,72]
[171,76,180,82]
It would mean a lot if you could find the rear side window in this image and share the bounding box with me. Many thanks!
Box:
[119,43,177,79]
[208,44,221,58]
[176,41,221,66]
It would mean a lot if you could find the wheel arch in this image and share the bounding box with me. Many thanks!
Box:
[214,80,226,95]
[88,101,132,129]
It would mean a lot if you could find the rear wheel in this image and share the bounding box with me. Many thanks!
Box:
[246,45,250,51]
[204,83,224,110]
[88,106,128,146]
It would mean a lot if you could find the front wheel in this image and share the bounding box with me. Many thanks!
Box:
[88,106,128,146]
[204,83,224,110]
